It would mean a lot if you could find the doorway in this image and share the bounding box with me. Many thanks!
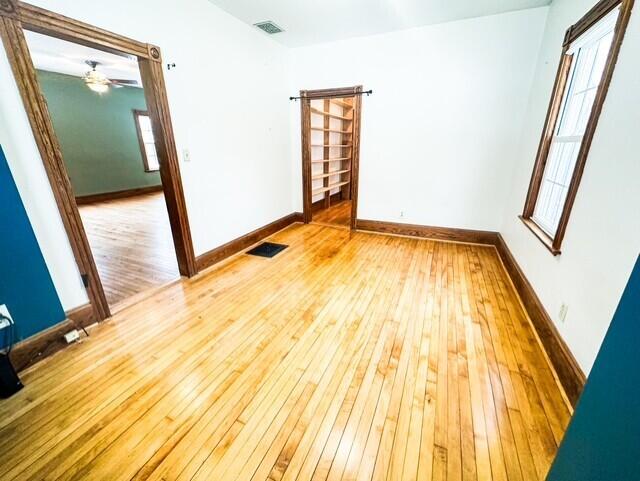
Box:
[299,86,363,230]
[0,2,196,321]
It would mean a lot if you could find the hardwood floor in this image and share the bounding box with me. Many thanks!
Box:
[0,223,571,480]
[78,192,180,307]
[313,200,351,227]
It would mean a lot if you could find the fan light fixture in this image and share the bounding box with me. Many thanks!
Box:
[83,60,110,94]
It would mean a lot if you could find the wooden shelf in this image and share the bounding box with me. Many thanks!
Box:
[310,107,352,121]
[331,99,353,109]
[311,157,350,163]
[310,144,352,148]
[312,169,350,180]
[310,127,352,134]
[312,180,350,195]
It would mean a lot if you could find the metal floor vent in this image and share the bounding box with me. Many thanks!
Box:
[246,242,288,258]
[254,21,284,34]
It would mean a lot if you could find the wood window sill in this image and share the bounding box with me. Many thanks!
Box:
[518,216,561,256]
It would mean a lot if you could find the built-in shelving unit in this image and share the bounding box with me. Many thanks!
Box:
[311,157,350,164]
[312,181,350,196]
[309,97,354,209]
[312,169,350,180]
[310,127,353,135]
[310,107,353,121]
[310,144,353,148]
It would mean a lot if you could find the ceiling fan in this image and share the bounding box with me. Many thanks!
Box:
[82,60,140,93]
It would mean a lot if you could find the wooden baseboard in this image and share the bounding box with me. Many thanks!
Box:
[494,234,585,406]
[9,303,96,372]
[75,185,163,205]
[65,302,96,326]
[195,213,304,272]
[355,217,584,406]
[356,218,499,245]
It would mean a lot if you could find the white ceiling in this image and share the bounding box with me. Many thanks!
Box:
[25,30,142,83]
[208,0,552,47]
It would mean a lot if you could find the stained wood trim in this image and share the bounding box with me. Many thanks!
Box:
[299,86,361,99]
[0,1,197,324]
[522,0,634,253]
[349,87,362,229]
[138,57,196,277]
[75,185,163,205]
[565,0,621,46]
[494,234,585,406]
[300,85,363,229]
[0,10,110,321]
[65,302,96,326]
[300,97,312,223]
[12,1,148,58]
[10,304,96,372]
[553,0,634,251]
[522,52,574,219]
[195,213,303,272]
[356,219,500,246]
[518,215,561,256]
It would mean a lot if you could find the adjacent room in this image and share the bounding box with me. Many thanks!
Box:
[0,0,638,480]
[24,31,180,309]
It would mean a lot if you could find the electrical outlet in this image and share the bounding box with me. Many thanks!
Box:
[559,303,569,323]
[0,304,14,330]
[64,330,80,344]
[400,211,405,219]
[183,149,191,162]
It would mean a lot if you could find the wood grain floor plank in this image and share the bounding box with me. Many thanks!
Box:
[0,224,571,481]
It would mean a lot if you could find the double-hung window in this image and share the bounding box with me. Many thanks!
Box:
[521,0,631,254]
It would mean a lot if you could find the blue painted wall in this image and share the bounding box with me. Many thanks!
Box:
[547,255,640,480]
[0,145,66,348]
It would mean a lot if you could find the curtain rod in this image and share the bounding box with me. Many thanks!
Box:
[289,90,373,101]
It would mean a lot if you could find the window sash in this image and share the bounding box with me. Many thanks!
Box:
[531,7,618,238]
[135,112,160,172]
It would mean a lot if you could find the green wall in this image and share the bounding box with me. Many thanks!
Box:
[36,70,161,197]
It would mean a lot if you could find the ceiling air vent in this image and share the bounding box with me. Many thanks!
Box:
[254,21,284,34]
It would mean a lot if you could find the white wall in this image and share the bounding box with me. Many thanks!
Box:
[500,0,640,373]
[289,8,549,231]
[0,0,293,310]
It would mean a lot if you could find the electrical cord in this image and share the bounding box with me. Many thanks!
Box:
[72,321,90,338]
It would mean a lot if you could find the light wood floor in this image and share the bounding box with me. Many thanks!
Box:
[79,192,180,306]
[0,223,571,481]
[313,200,351,227]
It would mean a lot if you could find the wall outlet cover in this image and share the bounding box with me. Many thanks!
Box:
[64,330,80,344]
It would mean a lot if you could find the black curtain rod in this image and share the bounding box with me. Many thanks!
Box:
[289,90,373,101]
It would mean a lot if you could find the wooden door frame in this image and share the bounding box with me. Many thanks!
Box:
[0,1,197,322]
[300,85,363,230]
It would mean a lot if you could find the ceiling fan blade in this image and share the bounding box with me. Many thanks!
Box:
[110,79,140,86]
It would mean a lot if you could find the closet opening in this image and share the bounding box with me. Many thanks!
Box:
[299,86,363,230]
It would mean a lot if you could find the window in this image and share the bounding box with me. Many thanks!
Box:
[133,110,160,172]
[521,0,631,255]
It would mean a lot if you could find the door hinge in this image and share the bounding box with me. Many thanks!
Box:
[81,273,89,288]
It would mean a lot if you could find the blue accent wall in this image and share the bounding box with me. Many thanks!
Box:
[547,255,640,480]
[0,145,66,348]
